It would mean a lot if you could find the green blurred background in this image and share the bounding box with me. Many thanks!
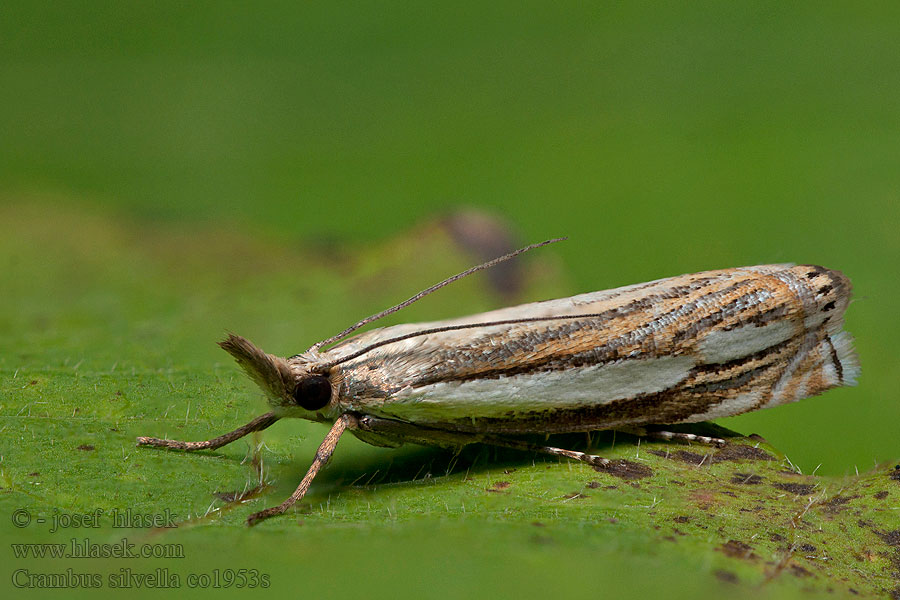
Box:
[2,2,899,598]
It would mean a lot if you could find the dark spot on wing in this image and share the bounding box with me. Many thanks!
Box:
[824,335,844,383]
[801,265,831,279]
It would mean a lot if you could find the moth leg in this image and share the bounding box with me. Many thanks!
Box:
[356,415,611,467]
[484,437,611,468]
[612,426,725,447]
[641,429,725,447]
[246,413,356,526]
[136,412,280,451]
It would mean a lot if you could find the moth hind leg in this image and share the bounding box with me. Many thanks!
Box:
[615,426,726,447]
[517,441,612,468]
[522,428,726,467]
[355,416,613,467]
[644,430,726,447]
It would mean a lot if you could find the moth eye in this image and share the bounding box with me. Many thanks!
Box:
[292,375,332,410]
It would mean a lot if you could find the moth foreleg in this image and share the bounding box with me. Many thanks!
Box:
[246,413,356,526]
[136,412,280,451]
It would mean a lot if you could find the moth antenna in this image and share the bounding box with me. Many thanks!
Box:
[307,237,567,353]
[313,312,610,370]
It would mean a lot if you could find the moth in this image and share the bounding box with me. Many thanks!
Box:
[137,239,859,525]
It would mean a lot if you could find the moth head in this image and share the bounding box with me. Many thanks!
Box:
[218,334,335,420]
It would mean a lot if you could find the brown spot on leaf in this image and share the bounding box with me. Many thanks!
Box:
[673,515,690,523]
[823,494,859,514]
[688,490,719,511]
[718,540,757,560]
[29,380,38,385]
[874,491,889,500]
[855,548,877,562]
[827,495,852,505]
[799,543,817,553]
[671,450,708,465]
[585,481,617,490]
[789,564,813,578]
[592,459,652,480]
[887,550,900,571]
[891,465,900,482]
[730,472,763,485]
[214,491,242,502]
[486,481,511,493]
[876,530,900,546]
[714,570,739,584]
[563,492,588,500]
[28,472,39,477]
[76,444,95,451]
[771,533,785,542]
[213,483,266,505]
[713,444,775,462]
[772,482,817,496]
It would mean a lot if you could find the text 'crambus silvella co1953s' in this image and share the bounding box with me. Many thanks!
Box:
[137,238,859,525]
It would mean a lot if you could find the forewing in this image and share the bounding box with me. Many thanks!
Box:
[328,264,857,433]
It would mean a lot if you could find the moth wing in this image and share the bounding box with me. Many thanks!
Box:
[326,264,857,434]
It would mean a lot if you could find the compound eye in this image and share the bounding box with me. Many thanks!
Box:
[292,375,332,410]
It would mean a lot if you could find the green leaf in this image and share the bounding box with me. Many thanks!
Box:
[2,202,897,599]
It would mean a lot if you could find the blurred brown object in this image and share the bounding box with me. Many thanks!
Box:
[440,208,522,300]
